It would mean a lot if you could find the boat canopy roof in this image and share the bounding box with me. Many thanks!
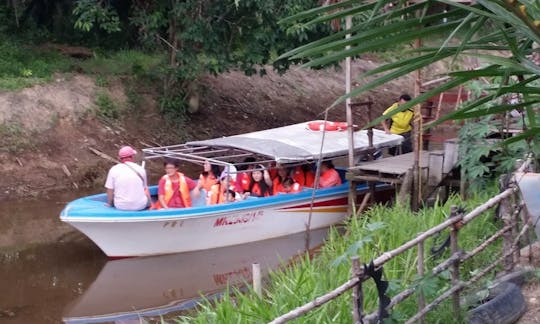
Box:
[142,121,402,166]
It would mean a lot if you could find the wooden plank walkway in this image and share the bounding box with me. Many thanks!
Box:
[349,151,432,176]
[347,138,459,185]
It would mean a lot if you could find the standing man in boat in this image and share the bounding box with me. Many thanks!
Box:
[105,146,151,211]
[381,94,414,155]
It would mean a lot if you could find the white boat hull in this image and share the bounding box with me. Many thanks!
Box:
[61,179,393,257]
[63,194,349,257]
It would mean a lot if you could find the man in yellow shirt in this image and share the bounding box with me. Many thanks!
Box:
[381,94,413,155]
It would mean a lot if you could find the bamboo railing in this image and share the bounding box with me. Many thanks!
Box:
[269,159,535,324]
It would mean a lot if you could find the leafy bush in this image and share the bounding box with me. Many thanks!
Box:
[94,75,109,87]
[0,122,34,152]
[94,91,119,120]
[458,80,529,193]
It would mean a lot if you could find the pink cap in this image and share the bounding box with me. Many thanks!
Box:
[118,146,137,158]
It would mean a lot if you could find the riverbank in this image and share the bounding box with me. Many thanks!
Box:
[0,56,418,200]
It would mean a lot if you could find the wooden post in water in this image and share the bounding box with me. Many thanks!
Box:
[253,263,262,297]
[351,257,363,324]
[417,238,426,324]
[449,206,461,320]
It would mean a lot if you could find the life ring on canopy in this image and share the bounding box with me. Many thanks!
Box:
[307,121,348,132]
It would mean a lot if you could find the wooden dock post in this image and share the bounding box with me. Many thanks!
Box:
[417,239,426,324]
[500,197,515,273]
[253,263,262,297]
[351,257,363,324]
[449,206,461,320]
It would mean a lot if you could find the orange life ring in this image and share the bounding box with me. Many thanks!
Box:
[307,121,348,132]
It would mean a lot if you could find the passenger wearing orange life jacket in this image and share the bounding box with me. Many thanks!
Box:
[198,160,220,192]
[208,183,238,205]
[207,168,239,205]
[268,161,278,180]
[293,164,315,187]
[318,160,342,188]
[235,157,256,193]
[245,164,272,198]
[272,164,292,195]
[157,158,200,209]
[282,177,302,193]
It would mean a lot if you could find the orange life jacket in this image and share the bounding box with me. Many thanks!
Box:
[209,183,237,205]
[237,172,251,192]
[157,172,192,208]
[250,182,270,197]
[269,168,278,180]
[209,184,225,205]
[293,166,315,187]
[273,177,284,195]
[199,173,218,192]
[319,168,342,188]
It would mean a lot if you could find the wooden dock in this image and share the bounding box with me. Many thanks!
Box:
[347,139,459,204]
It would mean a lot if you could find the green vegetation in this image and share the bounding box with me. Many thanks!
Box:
[0,1,333,119]
[0,122,34,152]
[179,190,502,323]
[94,91,119,120]
[0,38,72,90]
[280,0,540,164]
[0,35,164,90]
[80,50,163,77]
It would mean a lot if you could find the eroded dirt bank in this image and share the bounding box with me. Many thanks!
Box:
[0,60,414,199]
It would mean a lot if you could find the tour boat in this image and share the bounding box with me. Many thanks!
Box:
[60,121,402,257]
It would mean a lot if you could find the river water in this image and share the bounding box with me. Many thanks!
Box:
[0,191,328,323]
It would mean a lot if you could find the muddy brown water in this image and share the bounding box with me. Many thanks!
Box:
[0,191,327,323]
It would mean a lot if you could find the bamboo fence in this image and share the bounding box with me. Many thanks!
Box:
[269,158,536,324]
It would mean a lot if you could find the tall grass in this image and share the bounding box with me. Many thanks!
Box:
[177,187,503,323]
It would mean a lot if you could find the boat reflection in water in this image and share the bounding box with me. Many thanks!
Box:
[63,228,329,323]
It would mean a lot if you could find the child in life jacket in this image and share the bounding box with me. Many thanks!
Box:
[281,177,302,194]
[272,164,292,195]
[207,166,239,205]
